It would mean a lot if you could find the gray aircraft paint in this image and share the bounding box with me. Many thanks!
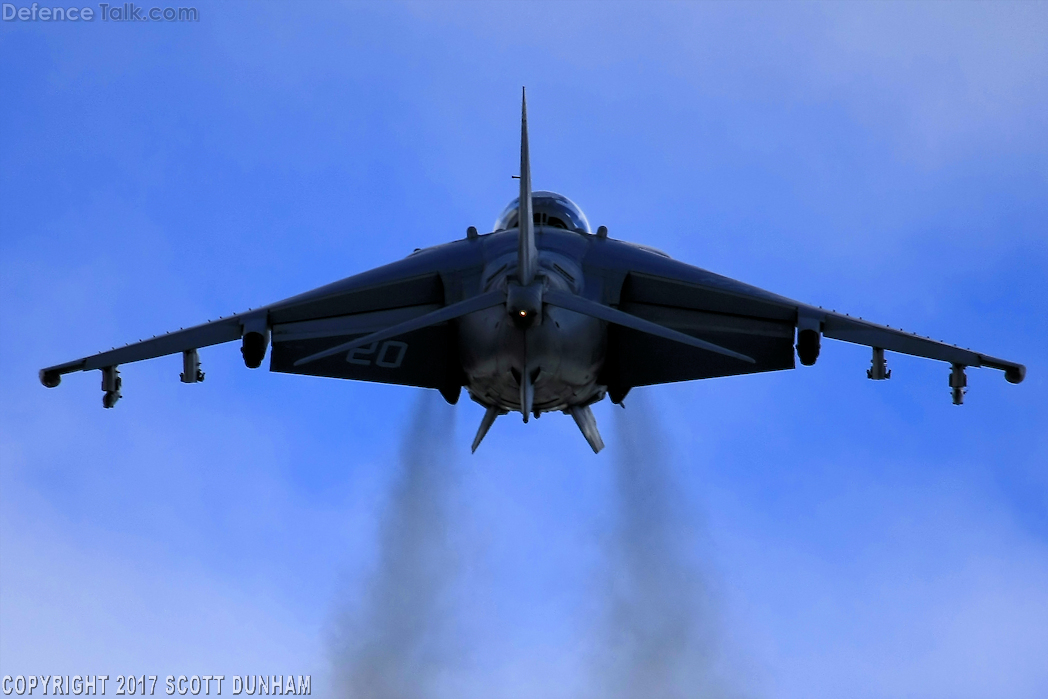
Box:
[39,93,1027,453]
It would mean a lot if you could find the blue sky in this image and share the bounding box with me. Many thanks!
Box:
[1,2,1046,697]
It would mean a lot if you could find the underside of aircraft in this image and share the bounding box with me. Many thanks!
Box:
[40,90,1026,453]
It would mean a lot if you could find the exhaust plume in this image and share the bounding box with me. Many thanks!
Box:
[331,393,459,699]
[598,393,740,699]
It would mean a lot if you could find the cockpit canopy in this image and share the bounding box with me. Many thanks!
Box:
[493,191,592,234]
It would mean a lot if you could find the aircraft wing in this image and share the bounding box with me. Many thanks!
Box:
[592,241,1025,402]
[40,241,485,406]
[816,310,1025,381]
[602,267,799,389]
[38,315,248,384]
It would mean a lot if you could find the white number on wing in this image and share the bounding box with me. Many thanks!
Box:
[346,340,407,369]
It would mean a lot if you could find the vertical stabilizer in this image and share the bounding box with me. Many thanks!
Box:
[517,88,538,285]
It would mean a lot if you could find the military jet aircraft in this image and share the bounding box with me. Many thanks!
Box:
[40,91,1025,453]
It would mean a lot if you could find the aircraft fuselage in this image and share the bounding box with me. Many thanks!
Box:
[37,92,1026,455]
[458,227,607,418]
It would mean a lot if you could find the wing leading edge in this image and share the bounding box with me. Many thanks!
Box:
[591,252,1024,405]
[40,244,485,407]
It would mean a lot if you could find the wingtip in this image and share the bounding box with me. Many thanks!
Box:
[39,368,61,388]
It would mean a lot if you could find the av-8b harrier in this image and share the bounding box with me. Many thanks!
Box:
[40,92,1026,453]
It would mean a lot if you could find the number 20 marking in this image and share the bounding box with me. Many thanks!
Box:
[346,340,408,368]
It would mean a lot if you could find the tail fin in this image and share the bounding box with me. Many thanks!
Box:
[517,88,538,285]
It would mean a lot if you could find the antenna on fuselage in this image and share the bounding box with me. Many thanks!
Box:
[517,87,537,286]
